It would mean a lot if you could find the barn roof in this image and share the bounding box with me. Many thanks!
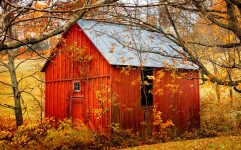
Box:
[41,19,198,72]
[77,19,197,69]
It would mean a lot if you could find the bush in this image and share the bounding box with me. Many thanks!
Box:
[43,119,95,149]
[109,123,143,148]
[201,99,241,135]
[0,117,16,131]
[0,118,97,149]
[0,130,13,141]
[0,118,144,149]
[179,129,218,140]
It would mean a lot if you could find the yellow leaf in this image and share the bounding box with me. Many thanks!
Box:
[147,75,155,80]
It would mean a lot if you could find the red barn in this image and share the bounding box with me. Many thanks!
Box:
[41,20,200,133]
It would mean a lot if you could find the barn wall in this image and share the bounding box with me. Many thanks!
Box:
[45,56,72,119]
[153,69,200,132]
[45,24,112,131]
[111,67,144,131]
[44,23,200,133]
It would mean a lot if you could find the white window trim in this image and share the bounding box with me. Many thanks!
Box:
[73,81,81,92]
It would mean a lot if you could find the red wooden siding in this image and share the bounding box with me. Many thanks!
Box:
[111,67,144,131]
[45,24,112,132]
[44,23,200,133]
[153,69,200,132]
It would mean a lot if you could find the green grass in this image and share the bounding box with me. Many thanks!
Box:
[125,136,241,150]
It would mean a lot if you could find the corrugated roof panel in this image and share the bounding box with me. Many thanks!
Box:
[77,19,197,69]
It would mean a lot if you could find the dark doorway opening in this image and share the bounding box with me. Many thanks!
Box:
[141,68,153,106]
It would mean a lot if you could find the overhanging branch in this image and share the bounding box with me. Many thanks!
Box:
[0,0,119,52]
[234,86,241,92]
[188,41,241,48]
[0,103,15,109]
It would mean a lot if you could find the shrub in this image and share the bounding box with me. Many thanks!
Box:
[0,130,13,141]
[110,123,143,148]
[0,117,16,131]
[201,99,241,135]
[0,118,97,149]
[180,129,218,140]
[152,104,175,143]
[43,119,95,149]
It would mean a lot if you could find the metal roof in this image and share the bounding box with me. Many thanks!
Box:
[77,19,197,69]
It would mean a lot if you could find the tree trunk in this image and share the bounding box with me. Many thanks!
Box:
[230,89,234,109]
[8,55,23,127]
[13,91,23,127]
[1,1,23,127]
[144,106,152,137]
[213,64,221,102]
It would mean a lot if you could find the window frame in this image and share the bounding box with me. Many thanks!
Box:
[73,81,81,92]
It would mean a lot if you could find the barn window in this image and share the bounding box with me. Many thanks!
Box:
[141,68,153,106]
[73,81,81,92]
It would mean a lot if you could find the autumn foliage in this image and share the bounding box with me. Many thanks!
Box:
[0,113,176,149]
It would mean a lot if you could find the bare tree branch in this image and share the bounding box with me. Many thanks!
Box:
[0,103,15,109]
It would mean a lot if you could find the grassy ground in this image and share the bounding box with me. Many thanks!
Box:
[125,136,241,150]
